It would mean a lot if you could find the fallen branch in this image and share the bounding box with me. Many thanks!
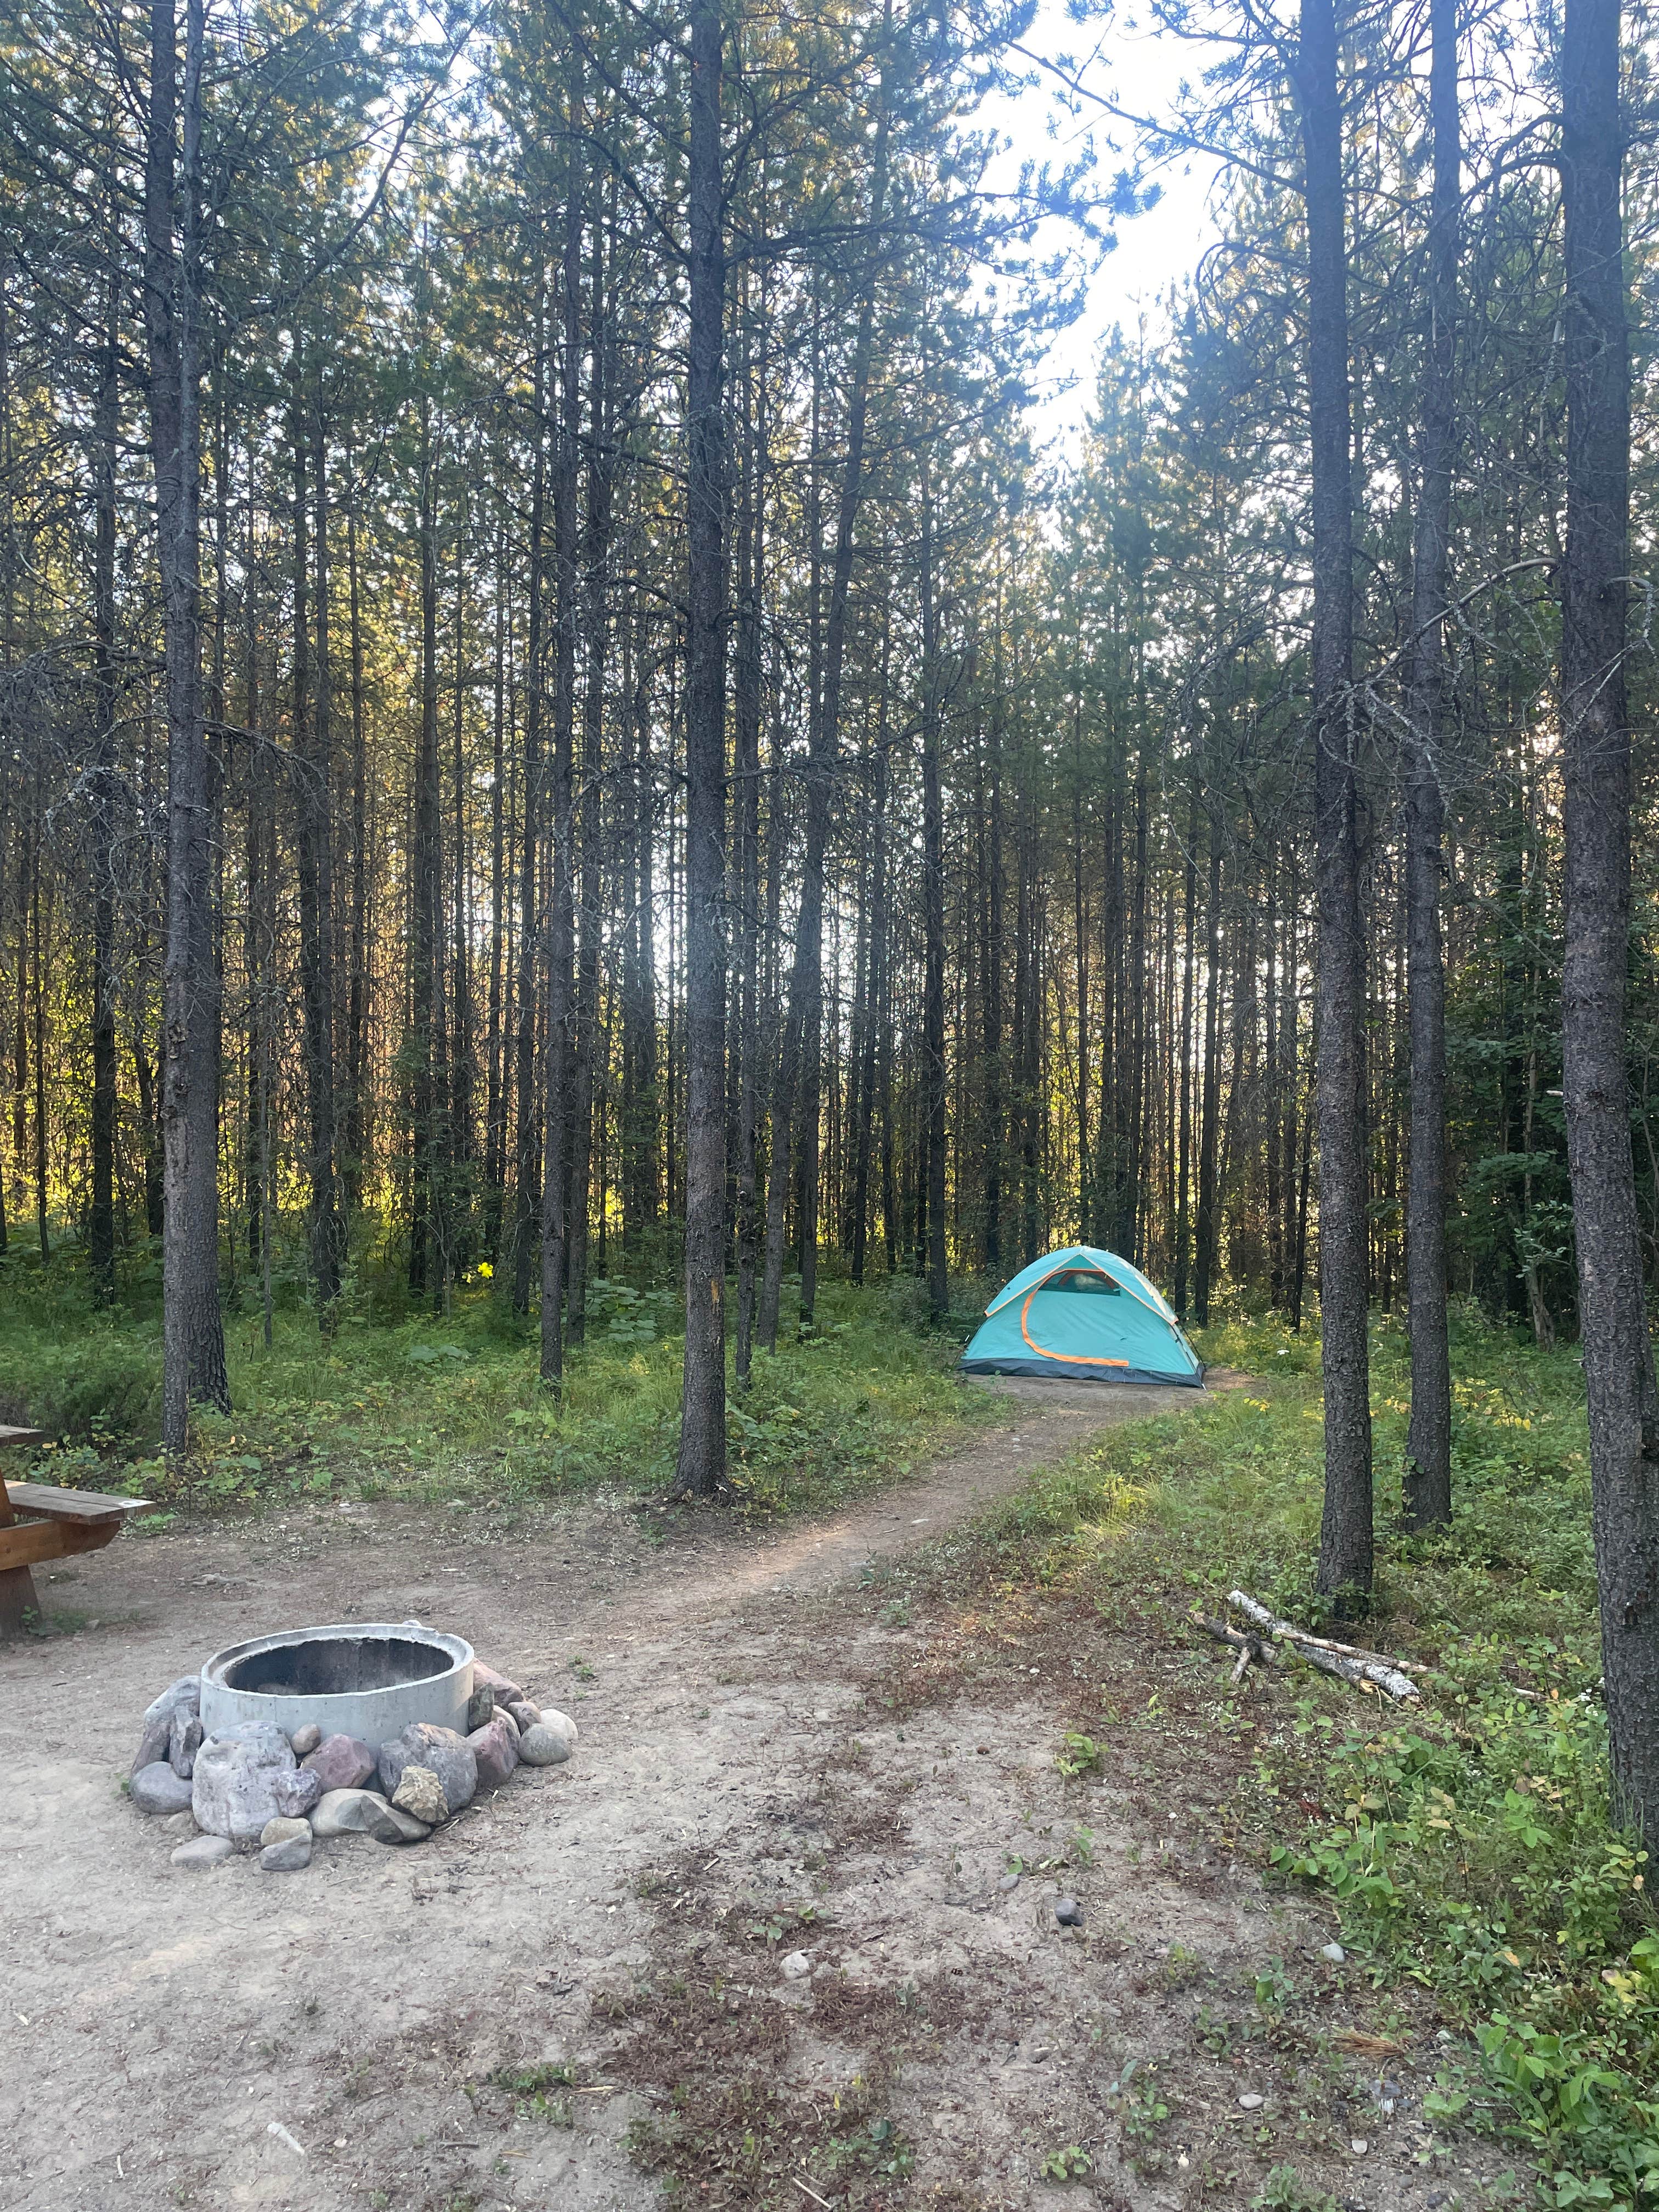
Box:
[1227,1591,1422,1702]
[1191,1611,1276,1684]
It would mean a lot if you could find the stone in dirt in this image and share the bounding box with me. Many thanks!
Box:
[191,1723,321,1846]
[378,1722,476,1811]
[261,1832,312,1872]
[465,1684,495,1732]
[167,1708,203,1779]
[312,1787,393,1838]
[130,1760,195,1816]
[472,1660,523,1707]
[371,1803,431,1845]
[495,1705,521,1748]
[467,1716,518,1789]
[517,1711,578,1767]
[506,1700,541,1730]
[162,1809,198,1837]
[1053,1897,1084,1927]
[301,1733,376,1794]
[288,1723,322,1758]
[391,1765,449,1825]
[132,1675,200,1775]
[780,1950,811,1980]
[171,1834,234,1870]
[260,1816,312,1849]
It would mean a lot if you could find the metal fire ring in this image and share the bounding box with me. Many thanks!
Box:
[199,1621,475,1746]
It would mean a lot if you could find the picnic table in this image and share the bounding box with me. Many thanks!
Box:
[0,1425,149,1637]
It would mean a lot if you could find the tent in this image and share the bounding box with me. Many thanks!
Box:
[959,1243,1204,1387]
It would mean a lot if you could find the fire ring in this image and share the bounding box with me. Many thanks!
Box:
[199,1622,475,1743]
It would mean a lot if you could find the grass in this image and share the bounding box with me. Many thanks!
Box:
[0,1238,992,1521]
[967,1302,1658,2210]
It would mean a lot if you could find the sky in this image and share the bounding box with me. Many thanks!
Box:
[983,3,1226,461]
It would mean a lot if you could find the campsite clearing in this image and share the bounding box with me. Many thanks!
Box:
[0,1375,1511,2212]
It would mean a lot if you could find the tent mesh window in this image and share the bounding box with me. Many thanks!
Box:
[1044,1268,1121,1295]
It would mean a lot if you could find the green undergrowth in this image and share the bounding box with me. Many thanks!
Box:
[978,1304,1656,2210]
[0,1251,986,1521]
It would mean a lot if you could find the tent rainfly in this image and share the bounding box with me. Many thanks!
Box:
[959,1244,1204,1387]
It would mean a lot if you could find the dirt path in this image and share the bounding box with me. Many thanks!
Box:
[0,1380,1495,2212]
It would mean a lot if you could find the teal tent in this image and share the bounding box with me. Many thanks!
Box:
[960,1244,1203,1387]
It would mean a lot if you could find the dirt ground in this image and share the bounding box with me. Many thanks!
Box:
[0,1378,1513,2212]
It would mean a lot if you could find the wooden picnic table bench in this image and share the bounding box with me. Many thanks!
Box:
[0,1425,149,1637]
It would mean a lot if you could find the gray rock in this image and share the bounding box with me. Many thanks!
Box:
[467,1716,518,1789]
[260,1815,312,1849]
[301,1733,377,1794]
[1238,2094,1265,2112]
[391,1765,449,1825]
[465,1684,495,1732]
[377,1723,476,1811]
[997,1871,1022,1892]
[288,1722,322,1758]
[371,1803,431,1846]
[131,1760,195,1815]
[261,1833,313,1872]
[133,1674,200,1774]
[191,1723,320,1846]
[472,1660,523,1707]
[780,1950,812,1980]
[312,1787,393,1838]
[171,1834,234,1870]
[167,1708,204,1779]
[161,1809,198,1837]
[506,1700,541,1731]
[1053,1897,1084,1928]
[517,1714,576,1768]
[1319,1941,1347,1963]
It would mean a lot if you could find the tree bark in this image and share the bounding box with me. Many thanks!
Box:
[919,457,948,1320]
[294,373,341,1314]
[409,405,443,1300]
[511,284,546,1314]
[89,258,120,1299]
[1402,0,1458,1530]
[1559,0,1659,1837]
[674,0,729,1494]
[146,0,228,1443]
[539,187,582,1386]
[1299,0,1373,1600]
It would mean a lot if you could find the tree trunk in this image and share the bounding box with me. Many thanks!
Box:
[1402,0,1458,1530]
[1559,0,1659,1838]
[1299,0,1373,1600]
[409,407,443,1301]
[734,289,764,1380]
[919,458,948,1320]
[1194,823,1222,1325]
[295,375,341,1314]
[146,0,228,1443]
[89,259,119,1298]
[511,288,546,1314]
[674,0,729,1495]
[539,188,582,1386]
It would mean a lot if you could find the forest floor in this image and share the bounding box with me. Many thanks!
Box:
[0,1368,1526,2212]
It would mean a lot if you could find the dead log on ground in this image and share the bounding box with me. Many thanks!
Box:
[1191,1611,1276,1684]
[1227,1590,1422,1702]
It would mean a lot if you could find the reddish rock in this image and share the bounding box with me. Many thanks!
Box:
[472,1660,524,1707]
[300,1733,376,1793]
[467,1715,518,1789]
